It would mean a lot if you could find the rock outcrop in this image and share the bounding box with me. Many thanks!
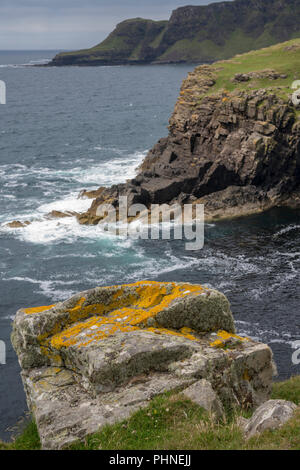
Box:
[76,40,300,225]
[50,0,300,66]
[183,379,225,419]
[12,281,276,449]
[240,399,298,439]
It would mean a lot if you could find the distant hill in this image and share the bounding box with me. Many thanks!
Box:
[50,0,300,66]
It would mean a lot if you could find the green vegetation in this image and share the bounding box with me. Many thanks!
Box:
[1,376,299,450]
[0,421,41,450]
[50,0,300,66]
[176,38,300,111]
[158,29,285,64]
[53,18,168,65]
[202,39,300,98]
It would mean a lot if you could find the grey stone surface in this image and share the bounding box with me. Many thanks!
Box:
[183,379,225,419]
[12,281,277,449]
[22,366,193,450]
[241,399,298,439]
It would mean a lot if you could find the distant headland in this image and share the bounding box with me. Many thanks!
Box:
[48,0,300,67]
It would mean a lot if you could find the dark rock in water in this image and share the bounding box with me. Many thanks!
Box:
[6,220,31,228]
[47,210,78,219]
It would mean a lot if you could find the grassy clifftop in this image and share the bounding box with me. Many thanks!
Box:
[75,38,300,227]
[50,0,300,66]
[174,38,300,108]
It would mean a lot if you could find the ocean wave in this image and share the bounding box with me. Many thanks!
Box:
[2,276,79,301]
[0,314,15,322]
[235,322,299,346]
[2,217,118,244]
[0,149,147,231]
[37,193,92,214]
[273,224,300,238]
[70,151,147,186]
[0,150,146,187]
[0,64,26,68]
[0,59,51,68]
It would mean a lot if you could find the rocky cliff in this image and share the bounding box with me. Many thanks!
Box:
[76,39,300,225]
[12,281,276,449]
[50,0,300,66]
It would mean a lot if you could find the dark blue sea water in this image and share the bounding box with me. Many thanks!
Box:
[0,51,299,441]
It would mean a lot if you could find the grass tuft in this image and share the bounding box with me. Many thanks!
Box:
[1,376,299,450]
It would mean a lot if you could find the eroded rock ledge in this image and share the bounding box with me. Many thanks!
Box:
[12,281,276,449]
[76,41,300,226]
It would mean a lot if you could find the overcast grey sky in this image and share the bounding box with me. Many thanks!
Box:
[0,0,226,50]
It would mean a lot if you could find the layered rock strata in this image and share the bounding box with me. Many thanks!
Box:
[76,42,300,225]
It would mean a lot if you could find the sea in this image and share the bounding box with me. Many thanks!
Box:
[0,50,299,441]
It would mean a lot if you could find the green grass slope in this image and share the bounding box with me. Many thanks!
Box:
[51,18,168,66]
[187,38,300,104]
[1,376,299,450]
[50,0,300,66]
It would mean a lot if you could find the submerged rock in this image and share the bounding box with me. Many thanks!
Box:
[6,220,31,228]
[12,281,276,449]
[46,210,78,219]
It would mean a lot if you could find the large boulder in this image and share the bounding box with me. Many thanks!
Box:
[12,281,276,449]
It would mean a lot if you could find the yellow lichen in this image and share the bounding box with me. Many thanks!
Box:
[37,282,205,352]
[23,281,208,362]
[24,305,56,315]
[243,369,250,381]
[210,330,249,349]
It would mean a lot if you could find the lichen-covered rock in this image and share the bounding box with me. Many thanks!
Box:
[240,399,298,439]
[183,379,224,419]
[12,281,234,371]
[12,281,276,449]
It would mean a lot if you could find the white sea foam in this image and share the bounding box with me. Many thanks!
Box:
[37,193,92,214]
[273,224,300,238]
[0,149,148,239]
[71,150,147,186]
[0,59,51,68]
[0,150,146,188]
[2,276,79,301]
[0,315,15,322]
[12,217,119,244]
[269,339,295,345]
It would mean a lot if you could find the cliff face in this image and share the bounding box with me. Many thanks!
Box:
[77,39,300,225]
[50,0,300,66]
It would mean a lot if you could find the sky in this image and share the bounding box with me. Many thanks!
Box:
[0,0,226,50]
